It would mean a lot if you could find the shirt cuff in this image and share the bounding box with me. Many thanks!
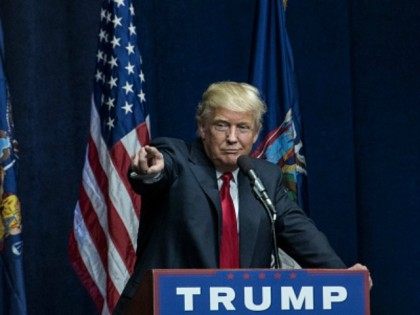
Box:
[129,169,163,183]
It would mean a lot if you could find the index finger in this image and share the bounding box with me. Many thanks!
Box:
[144,146,162,158]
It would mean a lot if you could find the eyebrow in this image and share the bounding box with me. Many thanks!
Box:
[212,117,252,125]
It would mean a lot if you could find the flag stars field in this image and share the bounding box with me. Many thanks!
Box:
[105,97,115,110]
[99,29,108,42]
[111,36,120,48]
[128,23,136,35]
[107,76,118,89]
[125,42,135,55]
[108,56,118,68]
[112,15,122,28]
[106,117,115,130]
[106,12,112,23]
[122,82,133,95]
[95,70,103,82]
[114,0,125,8]
[122,102,133,114]
[96,50,104,62]
[125,62,134,74]
[138,90,146,103]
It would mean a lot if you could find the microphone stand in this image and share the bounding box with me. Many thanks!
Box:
[237,156,282,269]
[251,185,282,269]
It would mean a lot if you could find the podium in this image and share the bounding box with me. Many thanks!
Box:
[124,269,370,314]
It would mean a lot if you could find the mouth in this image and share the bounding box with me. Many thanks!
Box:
[222,150,241,155]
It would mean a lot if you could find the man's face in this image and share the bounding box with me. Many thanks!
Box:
[199,107,259,172]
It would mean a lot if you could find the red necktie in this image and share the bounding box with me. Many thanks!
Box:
[219,172,239,268]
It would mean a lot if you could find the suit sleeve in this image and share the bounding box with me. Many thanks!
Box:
[274,174,346,268]
[127,137,180,198]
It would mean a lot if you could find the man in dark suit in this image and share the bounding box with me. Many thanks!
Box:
[114,81,370,314]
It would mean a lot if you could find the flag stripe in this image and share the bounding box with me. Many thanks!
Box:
[80,169,131,293]
[118,121,150,218]
[78,168,128,305]
[69,229,104,311]
[78,183,108,271]
[135,120,150,150]
[74,182,125,311]
[71,203,108,307]
[86,133,136,272]
[109,140,141,220]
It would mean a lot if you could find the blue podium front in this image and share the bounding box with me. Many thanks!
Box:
[152,269,369,314]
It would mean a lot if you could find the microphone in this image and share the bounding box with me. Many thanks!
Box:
[237,156,276,218]
[237,155,282,269]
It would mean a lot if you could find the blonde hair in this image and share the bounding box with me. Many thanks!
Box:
[196,81,267,130]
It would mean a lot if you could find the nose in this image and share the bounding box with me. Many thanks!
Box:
[226,126,238,143]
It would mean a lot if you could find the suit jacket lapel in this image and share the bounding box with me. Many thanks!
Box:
[238,170,262,267]
[188,139,221,215]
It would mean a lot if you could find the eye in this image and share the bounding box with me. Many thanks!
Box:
[213,121,229,131]
[237,124,251,133]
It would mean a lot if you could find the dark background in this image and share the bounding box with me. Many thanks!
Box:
[1,0,419,314]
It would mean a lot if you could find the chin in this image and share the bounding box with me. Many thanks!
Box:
[223,158,240,169]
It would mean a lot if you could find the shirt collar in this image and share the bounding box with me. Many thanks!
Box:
[216,168,239,183]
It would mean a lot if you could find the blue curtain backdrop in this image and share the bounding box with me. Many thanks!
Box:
[0,0,419,314]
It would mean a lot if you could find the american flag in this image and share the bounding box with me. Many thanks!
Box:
[68,0,150,313]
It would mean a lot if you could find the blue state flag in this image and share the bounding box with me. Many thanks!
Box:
[250,0,307,210]
[0,19,27,315]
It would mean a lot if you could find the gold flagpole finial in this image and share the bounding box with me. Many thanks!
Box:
[283,0,288,9]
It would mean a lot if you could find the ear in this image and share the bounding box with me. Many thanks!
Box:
[252,129,259,144]
[198,123,206,140]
